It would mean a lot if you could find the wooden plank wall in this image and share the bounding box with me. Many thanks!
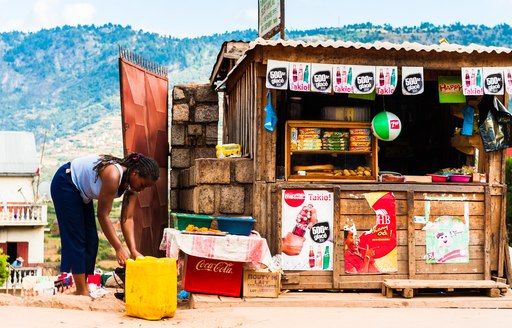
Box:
[275,184,503,290]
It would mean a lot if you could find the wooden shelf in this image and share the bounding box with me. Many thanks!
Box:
[450,135,483,155]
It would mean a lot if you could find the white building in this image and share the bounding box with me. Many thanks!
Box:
[0,131,47,267]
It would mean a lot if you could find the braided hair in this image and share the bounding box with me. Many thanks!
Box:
[93,152,160,182]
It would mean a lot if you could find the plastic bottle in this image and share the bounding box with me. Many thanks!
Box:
[303,65,309,83]
[347,67,353,85]
[308,246,315,268]
[390,68,396,86]
[476,69,481,87]
[322,246,330,270]
[316,246,323,269]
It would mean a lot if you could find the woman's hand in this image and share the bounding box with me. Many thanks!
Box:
[115,247,131,267]
[131,249,143,259]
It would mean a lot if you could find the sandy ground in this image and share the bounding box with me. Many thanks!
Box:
[1,304,512,328]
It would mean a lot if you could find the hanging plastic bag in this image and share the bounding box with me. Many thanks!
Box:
[264,91,277,132]
[478,95,512,152]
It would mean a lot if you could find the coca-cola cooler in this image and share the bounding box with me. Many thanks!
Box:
[182,254,244,297]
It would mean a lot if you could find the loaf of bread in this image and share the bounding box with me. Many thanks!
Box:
[293,164,334,172]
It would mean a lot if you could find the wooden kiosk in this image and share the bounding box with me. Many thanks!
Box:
[210,38,512,293]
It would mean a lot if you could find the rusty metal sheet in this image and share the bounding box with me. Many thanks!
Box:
[119,51,168,256]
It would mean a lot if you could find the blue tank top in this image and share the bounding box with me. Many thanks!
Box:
[70,155,124,203]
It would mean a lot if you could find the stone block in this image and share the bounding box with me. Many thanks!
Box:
[195,159,231,184]
[192,147,216,161]
[179,168,190,188]
[170,169,180,188]
[173,86,186,101]
[171,148,191,168]
[195,186,216,214]
[179,188,194,212]
[219,186,245,214]
[170,190,179,212]
[188,124,203,136]
[170,124,186,146]
[234,159,254,184]
[194,104,219,123]
[196,85,219,102]
[172,103,189,122]
[206,124,219,145]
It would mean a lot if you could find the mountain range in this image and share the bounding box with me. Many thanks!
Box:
[2,22,512,180]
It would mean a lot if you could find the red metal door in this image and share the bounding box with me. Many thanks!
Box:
[119,49,169,256]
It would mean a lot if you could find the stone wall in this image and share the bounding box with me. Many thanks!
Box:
[170,84,254,216]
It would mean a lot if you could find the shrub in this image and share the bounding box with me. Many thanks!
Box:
[0,248,9,286]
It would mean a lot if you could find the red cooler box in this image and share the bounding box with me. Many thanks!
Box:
[182,255,243,297]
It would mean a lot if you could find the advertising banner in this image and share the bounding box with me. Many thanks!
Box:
[505,67,512,95]
[281,189,334,271]
[344,192,398,274]
[425,214,469,264]
[482,67,504,95]
[311,63,332,93]
[402,66,424,95]
[352,65,376,94]
[375,66,398,95]
[461,67,484,96]
[289,62,311,92]
[265,60,289,90]
[333,65,354,93]
[438,76,466,103]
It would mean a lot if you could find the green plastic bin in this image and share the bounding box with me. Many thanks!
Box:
[171,212,214,231]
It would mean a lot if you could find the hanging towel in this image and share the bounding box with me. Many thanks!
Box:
[264,91,277,132]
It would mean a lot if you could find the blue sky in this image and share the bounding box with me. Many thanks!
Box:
[1,0,512,38]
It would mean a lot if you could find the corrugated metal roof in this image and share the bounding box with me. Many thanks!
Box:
[246,37,512,54]
[0,131,38,175]
[215,38,512,89]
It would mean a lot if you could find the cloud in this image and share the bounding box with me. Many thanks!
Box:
[63,2,96,25]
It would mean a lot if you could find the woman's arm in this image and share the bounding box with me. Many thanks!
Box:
[120,189,143,258]
[97,165,130,266]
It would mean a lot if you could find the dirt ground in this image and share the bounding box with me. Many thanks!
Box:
[1,289,512,328]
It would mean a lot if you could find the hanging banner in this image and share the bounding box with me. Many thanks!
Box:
[503,67,512,95]
[344,192,397,274]
[461,67,484,96]
[438,76,466,103]
[483,67,504,95]
[281,189,334,271]
[352,65,376,94]
[265,60,289,90]
[375,66,398,95]
[289,62,311,92]
[425,214,469,264]
[311,63,332,93]
[402,66,424,95]
[333,65,354,93]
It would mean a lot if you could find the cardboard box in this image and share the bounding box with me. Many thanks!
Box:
[242,270,281,298]
[472,173,487,183]
[404,175,432,183]
[182,255,243,297]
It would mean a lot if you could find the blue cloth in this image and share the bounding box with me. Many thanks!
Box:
[264,91,277,132]
[461,105,475,136]
[50,162,98,275]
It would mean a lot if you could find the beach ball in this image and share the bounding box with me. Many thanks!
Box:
[371,111,401,141]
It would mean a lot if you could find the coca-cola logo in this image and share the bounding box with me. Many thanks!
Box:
[195,260,234,274]
[284,190,305,207]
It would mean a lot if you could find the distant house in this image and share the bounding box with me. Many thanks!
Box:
[0,131,47,267]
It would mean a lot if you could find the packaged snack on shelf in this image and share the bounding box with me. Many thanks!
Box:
[216,143,241,158]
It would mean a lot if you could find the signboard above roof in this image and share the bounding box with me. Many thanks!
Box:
[258,0,283,39]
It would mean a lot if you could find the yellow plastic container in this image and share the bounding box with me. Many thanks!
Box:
[125,256,177,320]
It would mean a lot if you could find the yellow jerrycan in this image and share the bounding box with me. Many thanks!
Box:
[125,256,177,320]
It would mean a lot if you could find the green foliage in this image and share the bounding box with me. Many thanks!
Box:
[97,237,116,261]
[0,248,9,287]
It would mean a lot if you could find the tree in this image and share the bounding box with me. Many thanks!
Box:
[0,248,9,287]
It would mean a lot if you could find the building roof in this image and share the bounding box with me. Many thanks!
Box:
[0,131,39,175]
[212,38,512,88]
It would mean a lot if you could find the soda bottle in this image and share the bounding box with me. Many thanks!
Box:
[347,67,353,85]
[336,67,341,85]
[476,69,481,87]
[303,65,309,83]
[292,64,297,83]
[384,69,390,86]
[316,246,323,269]
[390,68,396,86]
[322,246,330,270]
[308,246,315,268]
[291,205,310,237]
[341,66,347,84]
[379,69,384,87]
[465,70,470,87]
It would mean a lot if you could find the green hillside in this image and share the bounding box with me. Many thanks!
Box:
[1,22,512,180]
